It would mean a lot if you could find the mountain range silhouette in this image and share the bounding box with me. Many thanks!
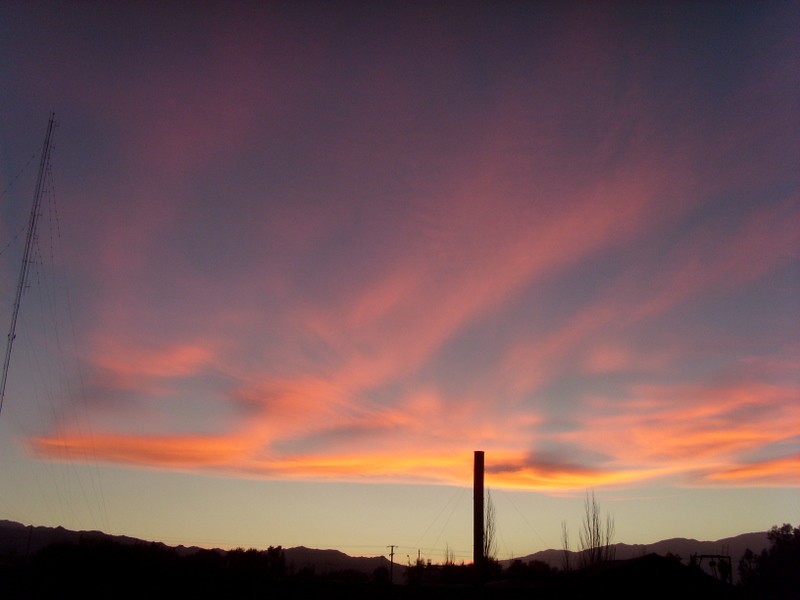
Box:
[0,518,768,578]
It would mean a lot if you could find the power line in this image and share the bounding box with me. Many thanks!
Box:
[0,148,39,201]
[496,488,549,548]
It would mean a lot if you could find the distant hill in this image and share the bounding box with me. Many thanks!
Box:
[505,531,770,581]
[0,519,205,559]
[1,519,770,580]
[0,520,392,575]
[283,546,393,575]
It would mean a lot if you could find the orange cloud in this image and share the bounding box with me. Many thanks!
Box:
[488,464,673,491]
[698,456,800,487]
[557,379,800,487]
[31,432,250,469]
[29,370,799,491]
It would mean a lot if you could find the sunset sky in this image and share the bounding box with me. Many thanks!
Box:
[0,2,797,561]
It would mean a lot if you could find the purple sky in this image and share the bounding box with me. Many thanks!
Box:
[0,2,797,559]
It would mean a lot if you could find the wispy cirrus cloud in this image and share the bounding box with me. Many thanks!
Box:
[30,161,799,491]
[19,3,799,496]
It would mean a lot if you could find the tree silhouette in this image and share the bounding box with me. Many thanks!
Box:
[739,523,799,598]
[483,489,497,563]
[578,490,615,568]
[561,519,572,571]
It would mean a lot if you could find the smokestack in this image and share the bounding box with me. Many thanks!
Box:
[473,450,484,566]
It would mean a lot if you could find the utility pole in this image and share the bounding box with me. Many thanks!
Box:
[387,545,396,584]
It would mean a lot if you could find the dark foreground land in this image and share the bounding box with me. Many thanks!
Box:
[2,522,797,599]
[0,540,739,600]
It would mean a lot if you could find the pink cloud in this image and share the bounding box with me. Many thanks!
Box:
[91,339,215,380]
[33,164,798,492]
[629,196,799,323]
[15,5,797,497]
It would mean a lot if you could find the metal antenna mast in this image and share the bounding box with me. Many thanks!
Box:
[0,112,56,416]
